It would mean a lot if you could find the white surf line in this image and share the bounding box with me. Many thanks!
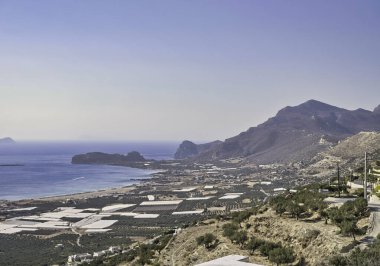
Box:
[72,177,86,181]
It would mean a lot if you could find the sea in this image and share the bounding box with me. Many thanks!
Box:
[0,141,179,200]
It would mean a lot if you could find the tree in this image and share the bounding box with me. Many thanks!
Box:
[196,233,218,250]
[320,209,329,224]
[222,223,239,238]
[340,219,359,241]
[259,241,280,257]
[245,237,264,254]
[230,230,248,246]
[287,201,304,220]
[268,247,295,266]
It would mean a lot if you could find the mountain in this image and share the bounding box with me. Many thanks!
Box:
[174,140,222,159]
[175,100,380,164]
[0,137,16,144]
[374,104,380,114]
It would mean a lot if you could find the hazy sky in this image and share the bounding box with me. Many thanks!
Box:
[1,0,379,142]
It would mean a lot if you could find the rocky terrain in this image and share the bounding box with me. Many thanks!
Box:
[175,100,380,164]
[158,209,359,266]
[301,131,380,178]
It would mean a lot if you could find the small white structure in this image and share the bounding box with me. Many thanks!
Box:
[186,197,213,201]
[172,210,204,215]
[196,255,263,266]
[260,181,272,185]
[147,195,155,201]
[134,214,159,219]
[7,207,37,212]
[81,220,118,229]
[101,204,135,212]
[273,188,287,192]
[108,246,121,253]
[219,194,241,200]
[93,250,107,258]
[140,200,183,206]
[86,229,111,233]
[173,187,197,192]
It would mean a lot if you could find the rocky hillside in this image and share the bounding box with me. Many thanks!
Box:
[175,100,380,164]
[158,210,356,266]
[300,131,380,178]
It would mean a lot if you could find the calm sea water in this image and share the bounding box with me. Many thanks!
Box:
[0,141,179,200]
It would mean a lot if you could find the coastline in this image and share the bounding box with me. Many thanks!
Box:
[31,184,138,202]
[3,169,166,204]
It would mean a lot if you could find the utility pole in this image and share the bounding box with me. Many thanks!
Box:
[337,162,340,198]
[364,152,367,200]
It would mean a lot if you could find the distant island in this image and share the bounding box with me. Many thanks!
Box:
[72,151,150,168]
[0,137,16,145]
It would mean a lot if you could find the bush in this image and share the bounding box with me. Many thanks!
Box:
[196,233,218,250]
[329,255,347,266]
[222,223,239,238]
[259,241,280,257]
[231,210,252,223]
[268,247,295,265]
[245,238,265,253]
[230,230,248,246]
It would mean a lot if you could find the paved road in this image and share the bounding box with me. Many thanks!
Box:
[360,195,380,248]
[368,195,380,237]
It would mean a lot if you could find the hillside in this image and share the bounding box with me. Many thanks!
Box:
[158,210,356,266]
[300,131,380,178]
[175,100,380,164]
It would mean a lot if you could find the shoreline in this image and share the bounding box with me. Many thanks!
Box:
[3,168,166,204]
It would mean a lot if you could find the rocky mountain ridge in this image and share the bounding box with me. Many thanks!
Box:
[175,100,380,164]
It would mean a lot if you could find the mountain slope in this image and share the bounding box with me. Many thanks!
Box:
[175,100,380,164]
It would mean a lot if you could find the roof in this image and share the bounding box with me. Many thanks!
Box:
[140,200,182,206]
[195,255,263,266]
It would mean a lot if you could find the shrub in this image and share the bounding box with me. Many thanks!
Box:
[230,230,248,246]
[245,238,265,253]
[268,247,295,265]
[222,223,239,238]
[259,241,280,257]
[196,233,218,250]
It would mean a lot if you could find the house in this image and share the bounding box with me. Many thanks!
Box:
[108,246,122,253]
[93,250,107,258]
[68,253,92,263]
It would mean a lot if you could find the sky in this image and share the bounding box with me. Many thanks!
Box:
[0,0,379,142]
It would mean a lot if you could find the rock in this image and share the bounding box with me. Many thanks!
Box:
[174,141,199,159]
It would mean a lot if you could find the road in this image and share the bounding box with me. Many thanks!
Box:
[367,195,380,238]
[360,195,380,248]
